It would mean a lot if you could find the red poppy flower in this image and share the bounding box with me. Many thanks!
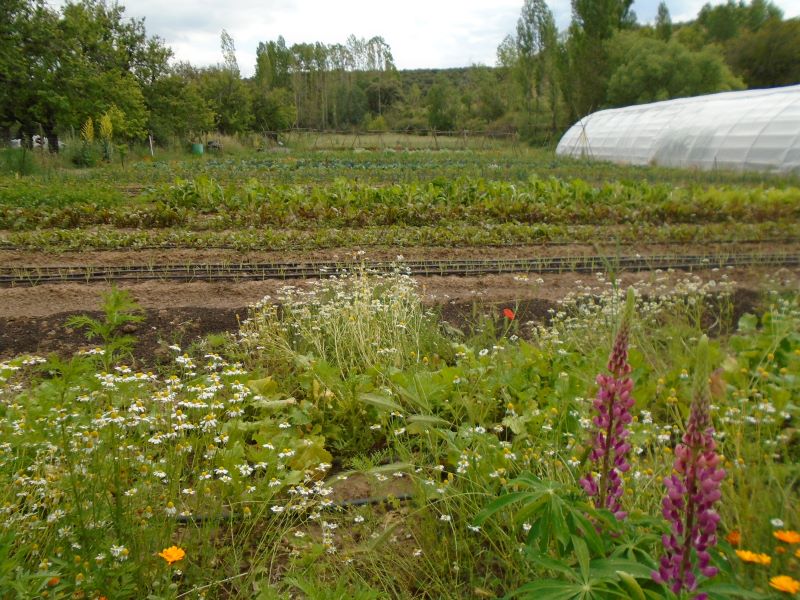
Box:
[503,308,515,320]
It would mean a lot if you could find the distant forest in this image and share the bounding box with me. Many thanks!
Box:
[2,0,799,148]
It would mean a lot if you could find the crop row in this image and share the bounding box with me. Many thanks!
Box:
[19,146,800,189]
[2,221,795,252]
[1,177,798,230]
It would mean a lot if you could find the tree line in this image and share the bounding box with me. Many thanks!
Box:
[499,0,800,140]
[1,0,798,151]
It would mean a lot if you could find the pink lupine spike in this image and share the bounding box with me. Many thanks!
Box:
[652,336,725,597]
[580,288,636,521]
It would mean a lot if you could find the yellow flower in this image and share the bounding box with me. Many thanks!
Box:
[735,549,772,565]
[158,545,185,565]
[774,530,800,544]
[770,576,800,594]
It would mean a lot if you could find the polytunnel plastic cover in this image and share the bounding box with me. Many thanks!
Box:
[556,85,800,173]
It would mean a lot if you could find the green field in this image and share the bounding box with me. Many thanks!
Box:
[0,143,798,599]
[1,144,799,252]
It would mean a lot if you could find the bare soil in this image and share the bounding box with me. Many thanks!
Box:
[1,241,796,267]
[1,241,797,360]
[0,264,795,362]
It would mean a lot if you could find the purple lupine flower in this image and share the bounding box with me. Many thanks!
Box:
[580,288,635,520]
[653,335,725,599]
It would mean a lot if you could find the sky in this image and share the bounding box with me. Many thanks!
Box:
[50,0,800,76]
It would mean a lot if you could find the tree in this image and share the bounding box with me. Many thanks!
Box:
[471,67,506,123]
[745,0,783,30]
[2,0,166,150]
[697,0,743,42]
[726,18,800,87]
[220,29,239,74]
[426,80,459,131]
[697,0,782,44]
[496,34,518,68]
[515,0,558,116]
[0,0,29,140]
[255,37,292,90]
[58,1,161,139]
[365,36,395,115]
[572,0,635,40]
[252,88,296,136]
[366,78,401,114]
[196,67,252,135]
[193,31,252,135]
[605,32,743,106]
[655,1,672,41]
[252,37,297,136]
[6,1,68,148]
[146,72,215,142]
[562,0,637,119]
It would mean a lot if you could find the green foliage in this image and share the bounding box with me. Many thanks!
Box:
[725,18,800,87]
[235,265,444,377]
[605,32,744,106]
[98,111,114,161]
[7,220,794,252]
[3,0,796,153]
[4,174,799,229]
[0,148,39,176]
[66,287,144,367]
[1,144,798,253]
[146,73,215,143]
[474,475,664,599]
[426,80,460,131]
[255,36,292,90]
[285,575,385,599]
[0,261,797,597]
[366,114,389,132]
[2,0,162,149]
[252,88,297,134]
[696,0,783,43]
[196,66,253,135]
[655,1,673,41]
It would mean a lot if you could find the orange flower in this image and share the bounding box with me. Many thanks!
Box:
[503,308,515,320]
[735,549,772,565]
[774,530,800,544]
[725,530,741,546]
[46,576,60,587]
[158,545,185,565]
[770,575,800,594]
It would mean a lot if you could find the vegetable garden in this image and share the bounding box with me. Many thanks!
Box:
[0,145,798,599]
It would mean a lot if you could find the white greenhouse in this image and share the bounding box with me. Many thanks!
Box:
[556,85,800,174]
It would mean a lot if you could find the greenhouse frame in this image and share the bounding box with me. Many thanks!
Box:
[556,85,800,174]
